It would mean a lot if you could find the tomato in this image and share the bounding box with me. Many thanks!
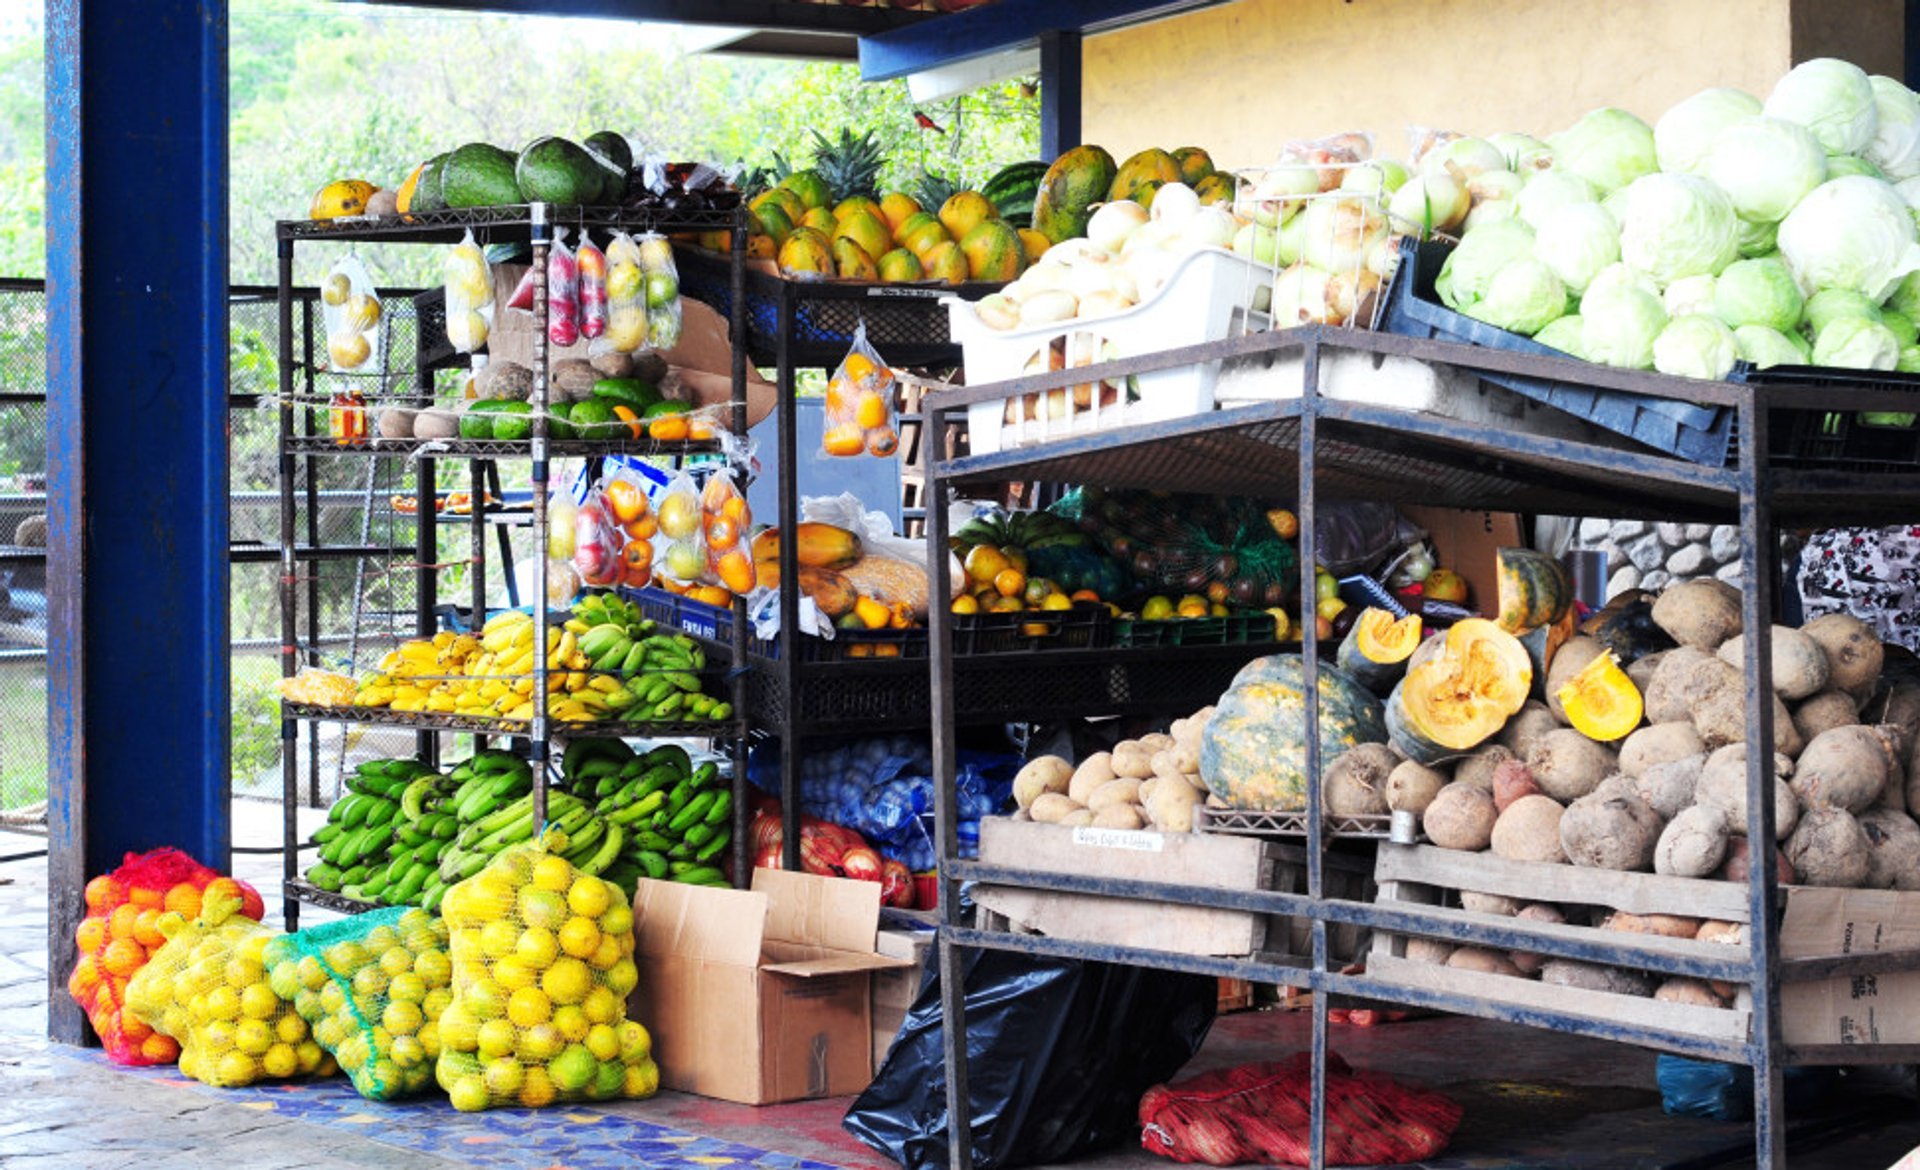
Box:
[603,478,647,525]
[705,516,739,551]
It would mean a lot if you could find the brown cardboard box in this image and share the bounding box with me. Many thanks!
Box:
[628,867,912,1105]
[1397,505,1525,616]
[1780,887,1920,1046]
[871,922,934,1075]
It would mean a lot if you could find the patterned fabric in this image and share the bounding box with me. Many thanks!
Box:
[1799,526,1920,650]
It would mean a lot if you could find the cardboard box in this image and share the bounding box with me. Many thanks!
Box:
[1781,887,1920,1046]
[1397,505,1525,617]
[871,920,935,1075]
[629,867,913,1105]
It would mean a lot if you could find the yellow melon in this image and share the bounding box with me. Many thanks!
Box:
[938,191,997,242]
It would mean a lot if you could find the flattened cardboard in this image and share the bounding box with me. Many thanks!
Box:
[1398,505,1524,618]
[1780,887,1920,1046]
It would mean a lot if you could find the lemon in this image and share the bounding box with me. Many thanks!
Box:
[314,1015,345,1051]
[328,332,371,370]
[262,1042,299,1079]
[391,1034,426,1070]
[234,1018,273,1056]
[239,982,280,1020]
[542,957,592,1006]
[343,292,383,333]
[368,1057,403,1093]
[623,1059,660,1099]
[552,1005,590,1043]
[518,887,569,932]
[295,1040,325,1073]
[588,935,622,972]
[437,1003,480,1053]
[449,1073,491,1112]
[581,986,619,1026]
[203,986,241,1021]
[532,855,574,893]
[275,1013,308,1045]
[605,307,646,352]
[363,926,398,954]
[519,1066,558,1108]
[464,979,506,1021]
[216,1050,257,1086]
[319,982,347,1016]
[517,1021,564,1062]
[558,917,601,960]
[418,1022,441,1060]
[491,956,535,993]
[416,949,452,989]
[388,971,427,1004]
[480,919,519,960]
[619,1021,652,1063]
[267,963,302,1002]
[225,958,265,989]
[607,260,643,303]
[380,945,413,979]
[423,987,454,1020]
[515,926,560,968]
[484,1056,525,1098]
[598,903,633,938]
[351,964,390,999]
[549,1043,596,1093]
[507,986,552,1029]
[321,272,351,306]
[475,1018,517,1060]
[567,877,610,919]
[591,1058,625,1100]
[384,1000,425,1036]
[336,1034,371,1071]
[584,1023,620,1062]
[604,958,638,997]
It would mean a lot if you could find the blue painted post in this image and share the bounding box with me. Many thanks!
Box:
[44,0,230,1045]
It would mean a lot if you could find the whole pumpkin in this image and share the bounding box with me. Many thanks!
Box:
[1201,655,1388,810]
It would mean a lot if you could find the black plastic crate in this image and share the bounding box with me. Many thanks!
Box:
[1112,610,1277,648]
[1381,237,1736,466]
[952,602,1112,654]
[1730,362,1920,469]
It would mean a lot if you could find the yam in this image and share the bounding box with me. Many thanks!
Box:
[1691,668,1802,756]
[1509,903,1567,976]
[1068,752,1116,804]
[1454,744,1515,791]
[1559,789,1662,871]
[1058,807,1095,828]
[1717,836,1797,884]
[1625,650,1668,694]
[1602,912,1702,938]
[1632,753,1705,819]
[1539,960,1655,996]
[1526,729,1618,802]
[1325,744,1397,817]
[589,350,637,379]
[1857,808,1920,890]
[1490,794,1567,863]
[1651,579,1744,650]
[476,360,534,402]
[1697,921,1746,947]
[1012,756,1073,810]
[1869,723,1911,774]
[375,407,413,440]
[1447,947,1528,978]
[1792,690,1860,744]
[1092,803,1146,830]
[1086,778,1143,813]
[1785,807,1871,887]
[1109,742,1155,780]
[1498,701,1561,758]
[1544,637,1607,724]
[1145,781,1204,832]
[1655,979,1730,1008]
[1654,805,1730,877]
[551,358,600,400]
[1404,937,1457,965]
[1491,758,1543,813]
[1800,612,1884,699]
[1717,626,1831,700]
[1384,759,1448,814]
[1619,722,1706,778]
[1791,725,1890,814]
[1422,782,1498,851]
[411,408,459,440]
[1459,891,1524,916]
[1028,793,1081,824]
[1694,744,1799,840]
[1642,647,1716,723]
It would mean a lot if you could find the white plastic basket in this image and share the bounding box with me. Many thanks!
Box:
[945,247,1264,456]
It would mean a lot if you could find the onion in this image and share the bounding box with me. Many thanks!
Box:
[1468,170,1526,204]
[1366,234,1404,280]
[1121,219,1180,256]
[1020,263,1073,293]
[1270,263,1336,326]
[1301,196,1390,275]
[1018,289,1079,327]
[1181,206,1240,250]
[1126,249,1182,297]
[974,293,1021,331]
[1232,222,1280,265]
[1389,172,1470,237]
[1276,208,1312,265]
[1326,268,1383,327]
[1246,164,1321,225]
[1078,289,1135,319]
[1420,136,1508,179]
[1341,159,1410,196]
[1041,237,1109,268]
[1149,181,1202,225]
[1086,200,1149,251]
[1063,261,1124,301]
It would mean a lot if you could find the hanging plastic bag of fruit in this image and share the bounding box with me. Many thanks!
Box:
[601,231,649,354]
[272,905,451,1101]
[700,468,755,596]
[599,465,659,590]
[652,469,706,588]
[635,231,682,351]
[124,881,327,1088]
[68,851,264,1066]
[571,483,628,590]
[320,255,382,372]
[435,842,660,1110]
[548,227,581,347]
[445,229,495,354]
[578,231,609,341]
[823,322,900,458]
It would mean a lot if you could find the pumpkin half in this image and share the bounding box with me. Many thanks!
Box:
[1496,547,1574,634]
[1336,607,1424,695]
[1556,650,1643,741]
[1386,618,1533,764]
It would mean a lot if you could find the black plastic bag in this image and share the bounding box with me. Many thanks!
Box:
[844,941,1216,1170]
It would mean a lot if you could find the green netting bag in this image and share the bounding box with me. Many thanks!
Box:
[269,905,451,1100]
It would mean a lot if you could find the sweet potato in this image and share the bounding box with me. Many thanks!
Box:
[1509,903,1567,975]
[1642,647,1716,724]
[1693,744,1798,840]
[1422,782,1498,851]
[1526,729,1619,803]
[1602,912,1702,938]
[1491,794,1567,863]
[1858,808,1920,890]
[1404,937,1457,965]
[1651,579,1743,650]
[1716,836,1797,884]
[1632,752,1704,819]
[1654,805,1730,877]
[1447,947,1528,978]
[1545,637,1607,724]
[1325,743,1397,817]
[1454,743,1515,791]
[1013,756,1073,810]
[1540,960,1655,996]
[1717,625,1830,700]
[1619,722,1706,778]
[1559,789,1661,870]
[1800,612,1884,699]
[1655,979,1731,1008]
[1793,690,1860,745]
[1459,891,1524,916]
[1491,758,1543,813]
[1498,700,1561,758]
[1785,807,1871,887]
[1385,759,1448,814]
[1791,725,1891,814]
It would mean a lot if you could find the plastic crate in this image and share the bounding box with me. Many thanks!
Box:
[623,585,736,642]
[951,603,1111,654]
[1112,610,1277,648]
[1381,238,1736,466]
[948,247,1264,456]
[1730,362,1920,469]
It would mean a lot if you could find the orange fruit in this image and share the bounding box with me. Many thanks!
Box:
[841,351,881,386]
[85,875,123,912]
[854,391,889,431]
[603,479,647,525]
[101,938,145,978]
[625,512,658,541]
[705,516,739,551]
[141,1033,180,1064]
[992,568,1026,598]
[76,917,107,955]
[962,544,1010,586]
[121,1012,152,1044]
[716,550,756,595]
[127,885,164,910]
[622,539,654,575]
[107,904,140,942]
[132,908,167,950]
[69,954,101,997]
[950,595,980,615]
[822,423,866,457]
[202,877,246,919]
[866,426,899,457]
[163,883,203,919]
[648,415,690,442]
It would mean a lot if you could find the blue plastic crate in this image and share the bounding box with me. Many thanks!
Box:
[1381,238,1736,466]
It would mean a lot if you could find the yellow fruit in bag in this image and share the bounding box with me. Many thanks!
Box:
[342,292,382,333]
[327,332,371,370]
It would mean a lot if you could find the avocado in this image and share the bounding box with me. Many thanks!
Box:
[458,402,499,441]
[546,401,576,441]
[590,377,659,411]
[642,399,689,419]
[588,155,626,206]
[440,143,521,209]
[568,398,618,439]
[490,401,534,442]
[515,136,602,206]
[410,152,449,213]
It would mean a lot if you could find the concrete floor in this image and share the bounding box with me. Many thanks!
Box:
[4,803,1920,1169]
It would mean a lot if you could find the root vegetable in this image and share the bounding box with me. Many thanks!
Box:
[1138,732,1176,753]
[1325,744,1398,816]
[1491,794,1567,862]
[1655,979,1730,1008]
[1460,891,1524,916]
[1698,921,1747,946]
[1170,707,1214,754]
[1603,912,1702,938]
[1800,613,1884,699]
[1422,782,1498,851]
[1717,626,1831,700]
[1145,781,1205,832]
[1559,789,1662,870]
[1447,947,1528,978]
[1526,729,1619,802]
[1454,743,1516,791]
[1619,723,1706,777]
[1492,758,1544,812]
[1540,960,1655,996]
[1029,793,1083,824]
[1544,637,1607,723]
[1626,650,1668,694]
[1871,682,1920,743]
[1655,805,1730,877]
[1069,752,1116,804]
[1688,658,1801,754]
[1717,836,1797,883]
[1632,753,1705,819]
[1791,725,1891,814]
[1509,903,1567,975]
[1498,701,1561,758]
[1013,756,1074,810]
[1087,778,1144,813]
[1858,808,1920,890]
[1092,803,1147,830]
[1642,647,1716,723]
[1151,744,1201,780]
[1793,690,1860,744]
[1785,807,1871,887]
[1694,744,1799,840]
[1385,759,1448,814]
[1869,723,1911,775]
[1404,937,1457,965]
[1110,742,1155,780]
[1058,807,1095,827]
[1651,579,1744,650]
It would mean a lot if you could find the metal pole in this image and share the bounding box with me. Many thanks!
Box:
[278,239,299,930]
[529,207,552,834]
[1297,337,1327,1170]
[728,209,752,888]
[1037,29,1082,160]
[776,286,801,871]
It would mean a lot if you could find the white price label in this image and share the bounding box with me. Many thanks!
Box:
[1070,826,1165,853]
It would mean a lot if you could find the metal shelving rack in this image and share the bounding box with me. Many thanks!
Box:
[922,324,1920,1170]
[273,201,751,928]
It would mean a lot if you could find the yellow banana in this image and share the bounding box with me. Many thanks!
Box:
[564,670,588,693]
[588,675,620,695]
[566,651,588,671]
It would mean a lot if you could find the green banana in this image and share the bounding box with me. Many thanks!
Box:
[471,750,524,775]
[399,775,439,821]
[635,830,674,853]
[694,830,732,863]
[337,793,371,830]
[671,865,728,886]
[421,879,449,914]
[647,692,685,721]
[396,823,431,849]
[660,670,702,694]
[609,790,666,827]
[339,863,373,887]
[634,850,670,880]
[577,624,628,661]
[305,863,344,891]
[683,822,719,850]
[704,789,733,826]
[362,797,400,828]
[312,823,343,845]
[577,823,625,876]
[707,702,734,721]
[619,641,649,678]
[591,638,635,673]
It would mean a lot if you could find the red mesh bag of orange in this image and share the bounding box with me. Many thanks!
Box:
[67,848,265,1065]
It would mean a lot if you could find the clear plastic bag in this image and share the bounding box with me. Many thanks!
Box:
[700,468,754,595]
[445,229,495,354]
[636,232,682,351]
[321,255,383,371]
[578,232,608,341]
[823,322,899,458]
[571,484,627,589]
[602,231,648,354]
[653,468,706,587]
[601,466,658,590]
[548,227,581,348]
[274,667,357,707]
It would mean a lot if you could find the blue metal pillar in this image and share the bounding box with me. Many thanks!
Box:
[44,0,230,1044]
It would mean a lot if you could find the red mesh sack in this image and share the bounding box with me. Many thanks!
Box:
[1138,1053,1463,1167]
[67,848,265,1065]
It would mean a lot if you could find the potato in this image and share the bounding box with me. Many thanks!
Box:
[1092,803,1146,830]
[1460,891,1523,915]
[1652,578,1744,650]
[1654,805,1730,878]
[1785,807,1871,887]
[1326,743,1396,816]
[1717,626,1831,701]
[1144,781,1204,832]
[1858,808,1920,890]
[1526,729,1618,803]
[1137,732,1176,753]
[1447,947,1528,978]
[1691,669,1801,756]
[1068,752,1116,804]
[1454,743,1515,791]
[1109,742,1155,780]
[1422,782,1498,851]
[1655,979,1730,1008]
[1625,650,1668,694]
[1792,725,1891,814]
[1800,612,1884,699]
[1509,903,1567,975]
[1498,701,1561,758]
[1717,836,1797,884]
[1087,778,1144,814]
[1693,744,1798,840]
[1404,937,1457,965]
[1029,793,1082,824]
[1540,959,1655,996]
[1491,794,1567,863]
[1632,753,1705,820]
[1642,647,1716,723]
[1385,759,1448,814]
[1013,756,1074,810]
[1544,637,1606,723]
[1793,690,1860,745]
[1492,758,1543,813]
[1559,789,1662,870]
[1602,912,1702,938]
[1170,707,1214,754]
[1697,921,1746,947]
[1619,723,1706,778]
[1058,807,1095,827]
[1151,745,1200,780]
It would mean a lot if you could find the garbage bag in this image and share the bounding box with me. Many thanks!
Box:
[844,942,1216,1170]
[1655,1054,1839,1122]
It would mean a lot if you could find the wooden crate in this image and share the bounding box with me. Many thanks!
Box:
[1216,976,1256,1013]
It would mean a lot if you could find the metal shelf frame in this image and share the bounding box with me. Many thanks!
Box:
[923,324,1920,1170]
[273,203,754,925]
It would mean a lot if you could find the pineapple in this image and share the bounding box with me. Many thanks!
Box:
[811,127,886,203]
[913,169,961,213]
[740,149,795,199]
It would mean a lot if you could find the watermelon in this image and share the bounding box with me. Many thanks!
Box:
[982,160,1049,225]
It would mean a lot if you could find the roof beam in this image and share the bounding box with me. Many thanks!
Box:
[349,0,932,34]
[859,0,1228,82]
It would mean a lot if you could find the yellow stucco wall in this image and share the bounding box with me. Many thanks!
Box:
[1082,0,1898,170]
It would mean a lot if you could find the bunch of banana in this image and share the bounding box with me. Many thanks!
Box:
[564,740,733,890]
[435,787,627,887]
[303,757,436,894]
[352,629,482,711]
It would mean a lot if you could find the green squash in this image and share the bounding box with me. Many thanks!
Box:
[1200,655,1387,810]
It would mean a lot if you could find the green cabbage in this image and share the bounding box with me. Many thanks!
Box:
[1530,202,1619,294]
[1619,173,1740,286]
[1888,270,1920,318]
[1533,314,1586,358]
[1869,76,1920,180]
[1462,258,1568,335]
[1663,274,1718,318]
[1763,57,1879,155]
[1813,316,1901,369]
[1436,219,1535,313]
[1654,314,1738,379]
[1581,277,1668,368]
[1805,288,1884,335]
[1703,117,1827,224]
[1713,257,1805,332]
[1777,176,1920,300]
[1655,87,1763,174]
[1738,219,1779,257]
[1733,325,1809,369]
[1884,310,1918,346]
[1900,344,1920,372]
[1548,108,1658,193]
[1514,172,1598,230]
[1826,155,1886,180]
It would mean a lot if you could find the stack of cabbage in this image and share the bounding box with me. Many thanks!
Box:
[1425,58,1920,382]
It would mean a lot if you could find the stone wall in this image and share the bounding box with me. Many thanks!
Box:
[1578,518,1745,597]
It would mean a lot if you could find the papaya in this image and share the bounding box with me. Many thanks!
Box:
[1172,146,1217,185]
[394,162,428,215]
[877,248,925,282]
[751,562,859,617]
[833,210,893,266]
[1194,173,1236,206]
[777,229,833,280]
[751,523,863,569]
[1108,148,1183,203]
[1031,144,1118,244]
[959,219,1026,282]
[832,237,880,281]
[1018,228,1052,264]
